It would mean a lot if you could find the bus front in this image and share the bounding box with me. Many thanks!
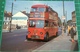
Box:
[26,4,48,40]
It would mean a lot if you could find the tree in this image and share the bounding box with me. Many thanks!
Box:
[4,11,12,21]
[4,11,8,25]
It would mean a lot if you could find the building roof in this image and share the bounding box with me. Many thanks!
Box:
[12,12,28,17]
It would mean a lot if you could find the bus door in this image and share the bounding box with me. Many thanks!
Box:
[44,20,50,36]
[51,22,55,36]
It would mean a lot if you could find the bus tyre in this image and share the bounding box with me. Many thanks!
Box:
[26,35,30,41]
[44,34,49,42]
[56,32,58,36]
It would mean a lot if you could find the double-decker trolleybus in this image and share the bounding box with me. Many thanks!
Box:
[26,4,59,41]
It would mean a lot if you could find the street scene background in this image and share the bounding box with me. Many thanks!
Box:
[1,0,78,52]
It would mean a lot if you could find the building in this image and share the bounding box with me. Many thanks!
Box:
[72,11,76,25]
[12,12,28,28]
[3,11,12,29]
[72,11,76,23]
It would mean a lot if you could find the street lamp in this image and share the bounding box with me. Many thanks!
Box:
[61,15,66,35]
[9,0,16,32]
[9,2,13,32]
[62,16,65,27]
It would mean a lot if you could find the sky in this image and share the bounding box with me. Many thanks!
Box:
[5,0,75,21]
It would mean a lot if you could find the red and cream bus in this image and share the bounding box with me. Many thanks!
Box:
[26,4,59,41]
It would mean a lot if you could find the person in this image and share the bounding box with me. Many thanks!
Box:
[67,25,71,36]
[70,25,76,42]
[58,26,62,36]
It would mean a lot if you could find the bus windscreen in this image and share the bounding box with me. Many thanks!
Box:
[29,20,44,28]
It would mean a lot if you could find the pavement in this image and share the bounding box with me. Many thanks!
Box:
[33,32,78,52]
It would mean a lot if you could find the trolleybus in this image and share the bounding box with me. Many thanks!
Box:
[26,4,59,41]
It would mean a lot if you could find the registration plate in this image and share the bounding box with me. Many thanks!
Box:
[31,35,39,39]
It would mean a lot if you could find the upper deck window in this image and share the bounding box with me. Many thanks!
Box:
[31,7,45,12]
[31,8,37,12]
[38,8,45,12]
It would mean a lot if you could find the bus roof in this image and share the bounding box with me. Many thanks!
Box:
[31,4,49,8]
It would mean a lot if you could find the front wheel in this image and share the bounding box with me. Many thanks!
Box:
[56,32,58,37]
[44,33,49,42]
[26,35,30,41]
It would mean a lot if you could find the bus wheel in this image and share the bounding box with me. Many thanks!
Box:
[56,32,58,36]
[44,34,49,42]
[26,35,30,41]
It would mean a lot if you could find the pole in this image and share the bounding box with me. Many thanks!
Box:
[65,11,67,31]
[62,1,66,34]
[63,1,65,16]
[63,0,65,26]
[9,2,13,32]
[65,11,67,26]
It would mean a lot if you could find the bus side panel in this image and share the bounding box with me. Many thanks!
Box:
[53,27,58,36]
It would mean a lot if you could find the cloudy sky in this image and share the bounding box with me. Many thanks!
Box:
[5,0,75,21]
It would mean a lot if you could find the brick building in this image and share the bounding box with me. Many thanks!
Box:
[72,11,76,25]
[72,11,76,23]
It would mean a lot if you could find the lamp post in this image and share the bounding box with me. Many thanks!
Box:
[9,0,16,32]
[62,16,65,35]
[9,2,13,32]
[62,1,66,33]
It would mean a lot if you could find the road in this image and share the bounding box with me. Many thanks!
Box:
[1,29,46,52]
[1,29,78,52]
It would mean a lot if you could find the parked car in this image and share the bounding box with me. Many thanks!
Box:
[16,25,21,29]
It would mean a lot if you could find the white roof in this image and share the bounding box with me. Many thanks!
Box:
[12,12,28,17]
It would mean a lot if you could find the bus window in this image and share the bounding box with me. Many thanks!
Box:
[29,20,36,27]
[31,8,37,12]
[53,22,57,26]
[38,8,45,12]
[36,20,44,28]
[50,22,53,27]
[45,20,49,27]
[52,22,54,27]
[46,8,48,12]
[31,7,45,12]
